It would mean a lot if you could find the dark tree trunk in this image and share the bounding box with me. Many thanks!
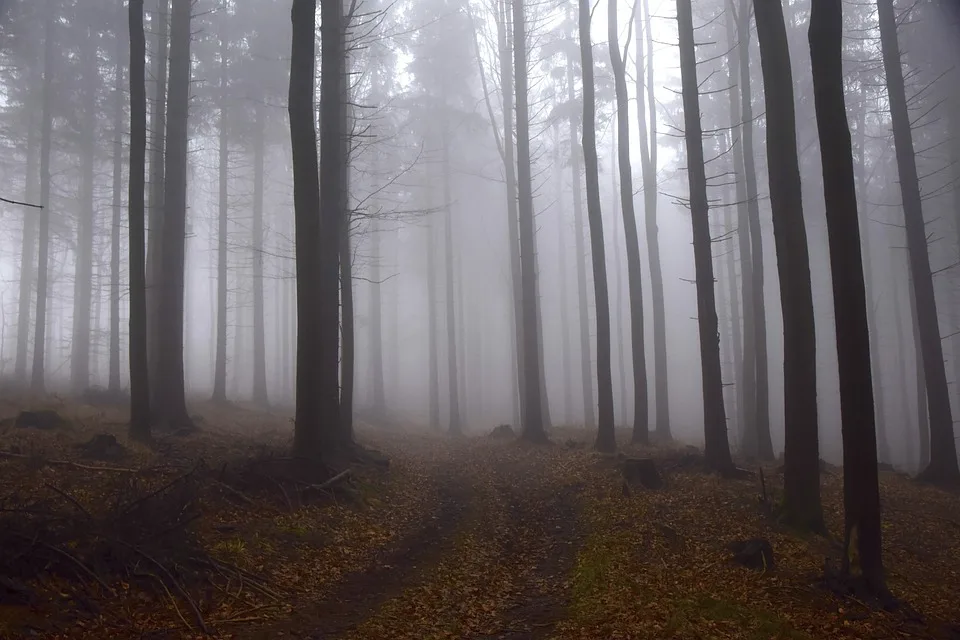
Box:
[72,28,97,393]
[340,222,355,441]
[128,0,150,440]
[754,0,823,527]
[809,0,886,594]
[636,0,669,440]
[442,134,462,435]
[877,0,959,483]
[513,0,546,443]
[609,0,648,443]
[110,26,124,394]
[907,268,930,469]
[16,62,38,382]
[892,271,917,469]
[147,0,168,408]
[154,0,193,430]
[578,0,616,452]
[723,185,743,436]
[737,0,773,461]
[677,0,732,471]
[31,4,54,393]
[252,103,269,407]
[212,21,229,404]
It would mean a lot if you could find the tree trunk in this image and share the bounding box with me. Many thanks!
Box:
[147,0,168,408]
[31,3,54,393]
[128,0,150,440]
[809,0,886,594]
[612,131,627,425]
[724,3,756,459]
[754,0,823,527]
[737,0,774,460]
[578,0,616,452]
[154,0,193,430]
[16,62,38,383]
[110,27,124,394]
[212,20,229,404]
[534,249,553,430]
[567,59,596,430]
[370,217,386,415]
[442,133,462,435]
[609,0,648,444]
[252,102,269,407]
[427,192,440,431]
[892,269,916,469]
[72,27,98,393]
[340,222,355,441]
[555,123,573,424]
[907,266,930,469]
[877,0,959,483]
[724,187,744,439]
[513,0,546,443]
[677,0,732,471]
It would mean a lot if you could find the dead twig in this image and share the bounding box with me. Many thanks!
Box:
[134,571,194,634]
[39,542,116,597]
[0,450,135,473]
[43,483,92,520]
[122,542,210,635]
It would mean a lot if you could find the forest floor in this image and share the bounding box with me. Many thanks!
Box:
[0,395,958,639]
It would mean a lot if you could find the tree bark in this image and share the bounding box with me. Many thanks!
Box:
[609,0,648,443]
[110,25,124,394]
[611,131,628,425]
[907,266,931,469]
[129,0,150,440]
[442,133,462,435]
[555,123,573,424]
[212,18,229,404]
[340,222,355,441]
[16,59,38,382]
[809,0,886,593]
[513,0,546,443]
[252,102,269,407]
[677,0,732,471]
[370,216,386,415]
[877,0,959,483]
[578,0,616,452]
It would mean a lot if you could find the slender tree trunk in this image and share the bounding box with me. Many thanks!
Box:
[514,0,546,443]
[567,59,596,430]
[290,0,323,455]
[809,0,886,593]
[427,196,440,431]
[738,0,774,460]
[212,22,229,403]
[579,0,616,452]
[535,250,553,430]
[370,217,386,415]
[677,0,732,470]
[877,0,959,483]
[147,0,168,408]
[907,266,931,468]
[609,0,648,444]
[892,269,916,469]
[612,132,627,425]
[154,0,193,429]
[340,222,355,440]
[636,0,669,440]
[16,67,38,383]
[31,4,54,393]
[110,28,124,394]
[724,188,744,439]
[128,0,150,439]
[555,124,573,424]
[252,102,269,407]
[442,134,462,435]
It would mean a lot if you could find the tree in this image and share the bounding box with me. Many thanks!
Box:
[514,0,546,443]
[109,19,124,395]
[212,9,230,404]
[877,0,960,484]
[129,0,150,440]
[635,0,669,440]
[608,0,648,444]
[809,0,886,593]
[677,0,732,471]
[578,0,615,452]
[154,0,193,430]
[251,101,269,407]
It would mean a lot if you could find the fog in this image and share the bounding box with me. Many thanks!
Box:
[0,0,958,474]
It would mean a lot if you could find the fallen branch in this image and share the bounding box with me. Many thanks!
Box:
[0,450,135,473]
[135,571,194,634]
[40,542,116,597]
[312,468,352,491]
[123,543,210,635]
[43,483,92,520]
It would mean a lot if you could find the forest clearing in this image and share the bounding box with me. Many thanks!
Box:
[0,399,957,639]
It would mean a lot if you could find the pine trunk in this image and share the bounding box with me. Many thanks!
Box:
[212,22,229,403]
[110,27,124,394]
[252,103,269,407]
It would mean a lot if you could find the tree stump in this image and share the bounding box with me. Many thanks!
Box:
[76,434,128,461]
[727,538,775,571]
[489,424,515,439]
[622,458,662,489]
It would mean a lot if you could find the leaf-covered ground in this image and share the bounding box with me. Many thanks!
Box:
[0,397,958,639]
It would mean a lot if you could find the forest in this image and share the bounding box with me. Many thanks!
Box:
[0,0,958,637]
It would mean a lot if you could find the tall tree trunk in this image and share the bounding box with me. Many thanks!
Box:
[72,28,97,393]
[252,102,269,407]
[154,0,193,430]
[534,250,553,430]
[513,0,546,443]
[427,194,440,431]
[16,65,38,383]
[340,223,355,440]
[31,4,54,393]
[635,0,669,439]
[907,267,931,468]
[609,0,649,444]
[128,0,151,439]
[677,0,732,471]
[877,0,959,483]
[147,0,168,407]
[579,0,616,452]
[809,0,886,594]
[290,0,323,455]
[370,217,386,415]
[724,2,756,459]
[723,186,744,438]
[555,124,573,424]
[442,134,462,435]
[755,0,823,529]
[567,59,596,430]
[612,131,627,425]
[892,269,916,469]
[737,0,774,460]
[318,0,346,447]
[110,26,124,394]
[212,21,229,403]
